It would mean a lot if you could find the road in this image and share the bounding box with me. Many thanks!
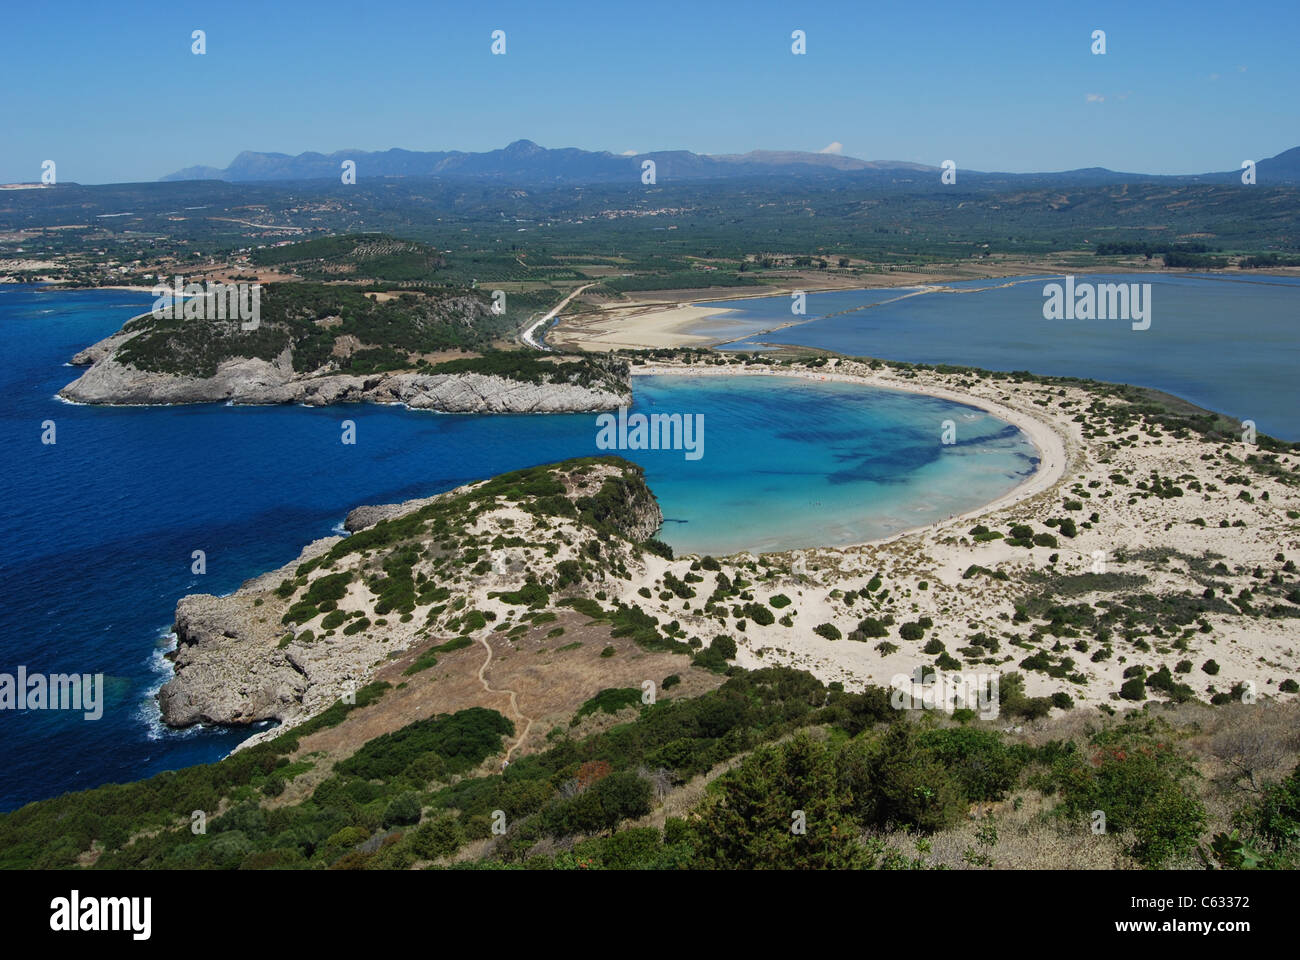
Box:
[520,282,594,350]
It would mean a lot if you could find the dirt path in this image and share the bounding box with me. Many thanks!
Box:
[475,635,534,762]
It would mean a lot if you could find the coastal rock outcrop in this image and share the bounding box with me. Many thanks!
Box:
[60,307,630,413]
[158,592,307,727]
[156,458,663,733]
[343,495,444,532]
[61,357,626,413]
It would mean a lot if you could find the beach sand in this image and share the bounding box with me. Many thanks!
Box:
[551,302,747,350]
[601,357,1299,714]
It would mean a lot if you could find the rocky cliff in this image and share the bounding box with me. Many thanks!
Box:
[61,332,627,412]
[60,291,629,412]
[157,458,663,731]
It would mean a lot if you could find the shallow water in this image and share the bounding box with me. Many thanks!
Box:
[633,374,1035,555]
[717,273,1300,440]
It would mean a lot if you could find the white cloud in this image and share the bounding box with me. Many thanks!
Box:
[818,141,844,155]
[1085,93,1105,103]
[620,149,638,156]
[1209,72,1221,81]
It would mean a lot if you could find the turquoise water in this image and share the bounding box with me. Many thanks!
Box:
[0,284,1035,807]
[716,273,1300,440]
[635,374,1035,554]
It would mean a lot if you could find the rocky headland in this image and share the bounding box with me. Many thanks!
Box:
[61,326,627,412]
[157,457,664,732]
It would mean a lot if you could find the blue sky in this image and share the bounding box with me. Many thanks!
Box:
[2,0,1296,184]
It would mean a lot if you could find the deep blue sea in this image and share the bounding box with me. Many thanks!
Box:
[716,273,1300,441]
[0,284,1036,809]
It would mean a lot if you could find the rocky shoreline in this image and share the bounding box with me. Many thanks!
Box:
[158,535,352,729]
[59,323,628,413]
[157,460,663,736]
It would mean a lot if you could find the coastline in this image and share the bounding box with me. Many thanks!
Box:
[551,269,1300,356]
[614,358,1297,713]
[12,282,1298,812]
[93,354,1300,804]
[549,278,1046,352]
[167,348,1298,741]
[629,361,1072,553]
[551,302,750,350]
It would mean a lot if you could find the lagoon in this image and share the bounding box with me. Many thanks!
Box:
[717,273,1300,441]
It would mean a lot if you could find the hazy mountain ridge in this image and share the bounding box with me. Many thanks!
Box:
[161,140,934,184]
[160,140,1300,186]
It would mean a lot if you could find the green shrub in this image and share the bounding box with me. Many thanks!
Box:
[382,791,424,828]
[574,687,642,723]
[997,672,1054,719]
[916,727,1024,802]
[336,707,513,781]
[855,617,889,638]
[542,771,652,836]
[1120,677,1147,701]
[691,734,877,869]
[490,579,550,608]
[1053,732,1206,867]
[842,723,964,833]
[410,816,465,861]
[642,539,674,560]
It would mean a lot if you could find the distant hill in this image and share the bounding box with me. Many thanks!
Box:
[1260,145,1300,181]
[1188,145,1300,185]
[160,139,938,184]
[161,139,1300,186]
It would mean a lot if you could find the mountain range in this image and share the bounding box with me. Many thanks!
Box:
[163,140,1300,186]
